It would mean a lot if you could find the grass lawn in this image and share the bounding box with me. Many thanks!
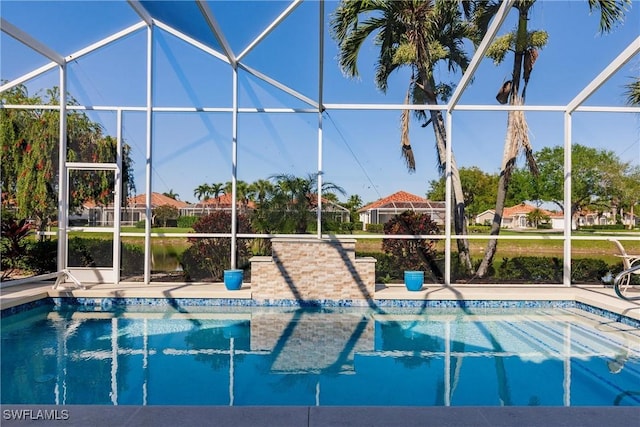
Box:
[353,230,640,262]
[49,227,639,265]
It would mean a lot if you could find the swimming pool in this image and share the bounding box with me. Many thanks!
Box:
[2,303,639,407]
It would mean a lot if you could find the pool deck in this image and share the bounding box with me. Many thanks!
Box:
[2,281,639,426]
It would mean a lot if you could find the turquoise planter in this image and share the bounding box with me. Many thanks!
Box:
[404,271,424,291]
[223,269,244,291]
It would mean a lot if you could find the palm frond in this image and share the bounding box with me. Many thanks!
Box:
[510,95,538,176]
[587,0,631,33]
[624,77,640,106]
[338,17,388,79]
[401,89,415,172]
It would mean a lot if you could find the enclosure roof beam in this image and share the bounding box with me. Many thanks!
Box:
[1,18,64,65]
[127,0,154,26]
[196,0,237,68]
[237,0,303,62]
[447,0,515,112]
[65,22,147,63]
[567,35,640,113]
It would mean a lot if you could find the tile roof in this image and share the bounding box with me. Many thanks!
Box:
[502,203,554,218]
[195,194,256,209]
[128,192,190,209]
[358,191,439,212]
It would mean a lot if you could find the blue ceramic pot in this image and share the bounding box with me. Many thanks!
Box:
[404,271,424,291]
[223,269,244,290]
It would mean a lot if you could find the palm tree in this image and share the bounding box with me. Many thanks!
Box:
[193,183,212,202]
[475,0,630,277]
[331,0,475,272]
[345,194,364,223]
[224,180,251,212]
[270,173,346,233]
[249,179,274,206]
[209,182,225,208]
[163,189,179,200]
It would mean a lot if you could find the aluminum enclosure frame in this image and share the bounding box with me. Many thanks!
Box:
[1,0,639,286]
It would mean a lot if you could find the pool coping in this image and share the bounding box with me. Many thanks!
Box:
[2,281,639,324]
[0,404,638,427]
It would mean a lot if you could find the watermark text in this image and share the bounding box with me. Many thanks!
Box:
[3,409,70,421]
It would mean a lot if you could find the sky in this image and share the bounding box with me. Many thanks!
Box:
[1,0,639,206]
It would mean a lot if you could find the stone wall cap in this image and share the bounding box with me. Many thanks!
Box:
[250,256,273,262]
[271,237,357,244]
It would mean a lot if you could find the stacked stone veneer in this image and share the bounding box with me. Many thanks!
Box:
[250,312,374,372]
[250,238,376,301]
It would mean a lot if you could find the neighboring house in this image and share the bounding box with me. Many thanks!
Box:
[70,192,193,226]
[183,193,350,222]
[184,194,256,216]
[575,210,613,228]
[122,193,190,225]
[358,191,445,230]
[308,196,351,223]
[475,203,556,230]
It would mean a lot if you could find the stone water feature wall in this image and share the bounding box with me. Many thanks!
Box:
[250,238,376,301]
[250,311,375,373]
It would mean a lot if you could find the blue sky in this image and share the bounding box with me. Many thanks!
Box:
[1,0,639,205]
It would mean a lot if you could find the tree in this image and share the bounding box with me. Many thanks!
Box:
[382,210,442,282]
[1,84,135,235]
[331,0,478,273]
[526,208,550,228]
[475,0,629,277]
[181,212,253,281]
[343,194,364,223]
[258,173,346,234]
[163,189,179,200]
[193,183,212,202]
[153,204,179,227]
[427,166,499,220]
[535,144,634,229]
[619,167,640,229]
[249,179,274,205]
[209,182,225,206]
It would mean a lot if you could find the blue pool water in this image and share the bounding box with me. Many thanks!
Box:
[2,304,639,406]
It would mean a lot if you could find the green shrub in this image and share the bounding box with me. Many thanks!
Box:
[494,256,611,283]
[1,217,33,278]
[340,222,355,233]
[581,224,625,231]
[382,211,442,282]
[468,225,490,233]
[181,212,253,281]
[177,216,199,229]
[366,223,384,233]
[495,257,562,282]
[27,240,57,274]
[67,237,144,276]
[571,258,610,283]
[357,251,400,282]
[134,220,146,228]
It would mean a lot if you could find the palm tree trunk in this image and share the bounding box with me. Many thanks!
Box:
[422,76,473,274]
[476,112,518,277]
[476,6,530,278]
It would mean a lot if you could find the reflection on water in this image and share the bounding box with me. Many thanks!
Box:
[2,306,639,406]
[151,250,182,272]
